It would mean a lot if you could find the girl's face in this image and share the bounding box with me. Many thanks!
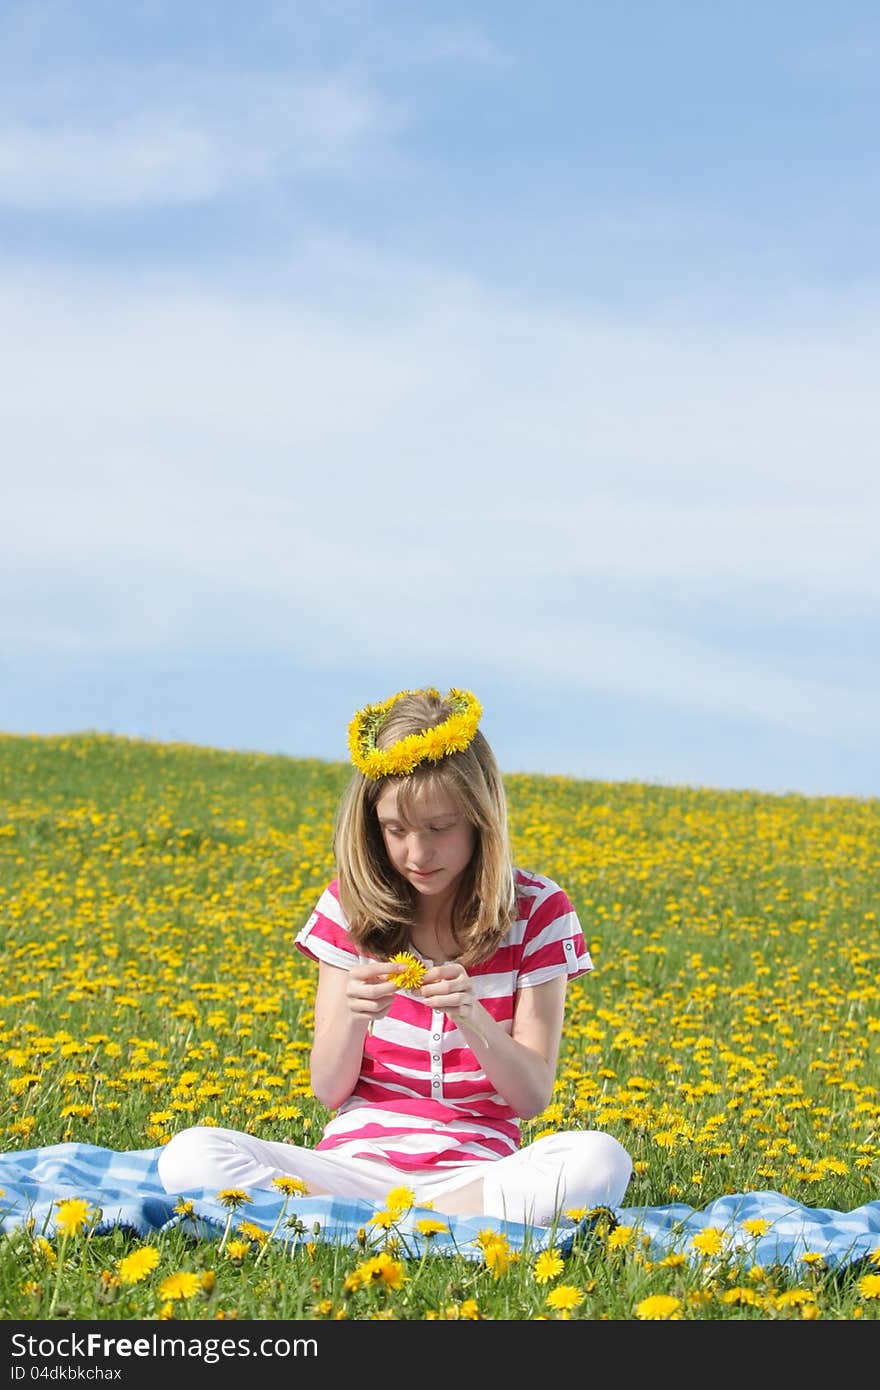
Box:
[374,781,477,904]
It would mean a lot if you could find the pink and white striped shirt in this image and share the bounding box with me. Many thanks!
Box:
[294,868,592,1171]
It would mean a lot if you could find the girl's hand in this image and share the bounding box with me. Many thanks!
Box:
[345,959,399,1025]
[418,963,488,1042]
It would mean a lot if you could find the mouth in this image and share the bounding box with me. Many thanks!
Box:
[410,869,439,878]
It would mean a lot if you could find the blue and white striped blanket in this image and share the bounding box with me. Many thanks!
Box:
[1,1143,878,1270]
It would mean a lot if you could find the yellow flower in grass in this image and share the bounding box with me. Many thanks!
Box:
[272,1175,309,1197]
[545,1285,584,1313]
[775,1289,817,1309]
[236,1220,268,1247]
[415,1217,448,1238]
[868,1246,880,1267]
[368,1209,395,1230]
[857,1273,880,1299]
[385,1186,416,1214]
[224,1239,250,1263]
[387,953,427,992]
[118,1246,160,1285]
[742,1219,772,1237]
[54,1198,97,1237]
[345,1253,407,1292]
[534,1249,565,1284]
[215,1188,252,1211]
[636,1294,682,1320]
[476,1228,512,1279]
[483,1242,510,1279]
[158,1271,201,1301]
[606,1224,635,1251]
[691,1227,725,1256]
[720,1286,762,1306]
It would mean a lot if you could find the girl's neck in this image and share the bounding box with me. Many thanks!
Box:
[410,903,458,962]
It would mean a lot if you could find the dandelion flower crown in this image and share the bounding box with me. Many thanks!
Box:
[347,686,483,781]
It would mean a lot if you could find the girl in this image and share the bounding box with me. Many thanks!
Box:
[158,686,633,1226]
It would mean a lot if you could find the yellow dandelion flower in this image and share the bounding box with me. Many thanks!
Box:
[367,1209,395,1229]
[384,1185,416,1214]
[636,1294,682,1320]
[720,1287,762,1305]
[54,1198,96,1237]
[236,1220,268,1246]
[606,1225,635,1250]
[272,1175,309,1197]
[545,1285,584,1311]
[117,1246,160,1285]
[158,1271,201,1301]
[215,1188,252,1210]
[868,1246,880,1267]
[476,1227,510,1251]
[349,1253,407,1290]
[415,1218,448,1237]
[534,1249,565,1284]
[775,1289,817,1308]
[224,1239,250,1263]
[387,954,427,992]
[691,1227,725,1256]
[659,1252,687,1267]
[484,1243,510,1279]
[857,1273,880,1299]
[742,1219,771,1237]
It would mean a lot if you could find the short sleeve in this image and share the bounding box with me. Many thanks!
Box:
[294,881,360,971]
[516,874,593,988]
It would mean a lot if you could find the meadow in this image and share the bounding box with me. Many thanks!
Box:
[0,731,878,1321]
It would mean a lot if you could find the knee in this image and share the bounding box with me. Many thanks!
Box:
[580,1131,633,1201]
[558,1130,634,1207]
[157,1125,218,1194]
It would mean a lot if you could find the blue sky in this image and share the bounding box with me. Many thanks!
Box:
[2,1,878,798]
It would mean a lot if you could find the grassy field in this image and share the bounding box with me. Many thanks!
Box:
[1,731,878,1320]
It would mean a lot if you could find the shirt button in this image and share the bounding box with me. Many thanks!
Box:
[432,1079,440,1088]
[432,1054,440,1062]
[432,1033,440,1041]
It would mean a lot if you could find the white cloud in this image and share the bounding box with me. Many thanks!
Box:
[0,70,386,209]
[2,257,878,750]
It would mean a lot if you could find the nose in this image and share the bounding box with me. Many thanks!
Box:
[405,831,434,867]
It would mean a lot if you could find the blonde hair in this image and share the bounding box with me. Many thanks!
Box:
[333,689,516,965]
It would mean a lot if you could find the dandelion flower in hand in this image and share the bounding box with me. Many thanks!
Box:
[387,951,427,991]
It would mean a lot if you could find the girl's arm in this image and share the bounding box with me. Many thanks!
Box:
[419,965,567,1119]
[309,957,397,1110]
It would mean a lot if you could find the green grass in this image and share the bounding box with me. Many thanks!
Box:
[1,731,878,1320]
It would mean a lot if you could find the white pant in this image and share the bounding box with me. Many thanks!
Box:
[157,1125,633,1226]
